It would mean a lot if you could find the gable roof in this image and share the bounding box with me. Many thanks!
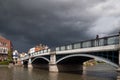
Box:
[0,35,6,39]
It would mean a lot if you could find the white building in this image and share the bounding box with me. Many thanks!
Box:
[13,50,19,64]
[28,47,35,54]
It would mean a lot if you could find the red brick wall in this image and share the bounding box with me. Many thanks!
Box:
[0,36,13,51]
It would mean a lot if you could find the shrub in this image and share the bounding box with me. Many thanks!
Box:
[0,61,9,65]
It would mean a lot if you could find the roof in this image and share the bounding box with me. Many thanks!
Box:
[0,35,6,39]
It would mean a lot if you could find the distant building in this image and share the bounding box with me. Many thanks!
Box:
[13,50,26,65]
[28,44,49,54]
[19,52,28,58]
[13,50,19,64]
[28,47,35,54]
[0,35,13,61]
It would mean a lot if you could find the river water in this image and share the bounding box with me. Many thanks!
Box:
[0,64,118,80]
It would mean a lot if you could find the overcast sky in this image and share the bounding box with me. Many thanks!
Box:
[0,0,120,52]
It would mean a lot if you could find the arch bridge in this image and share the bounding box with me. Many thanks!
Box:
[21,33,120,72]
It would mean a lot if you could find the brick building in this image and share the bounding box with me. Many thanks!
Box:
[0,35,13,61]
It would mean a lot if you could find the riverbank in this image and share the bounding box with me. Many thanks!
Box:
[83,59,105,67]
[0,64,14,68]
[0,65,8,67]
[84,64,116,71]
[0,61,9,65]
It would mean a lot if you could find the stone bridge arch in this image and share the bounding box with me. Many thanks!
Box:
[56,54,119,68]
[30,56,50,69]
[31,57,50,63]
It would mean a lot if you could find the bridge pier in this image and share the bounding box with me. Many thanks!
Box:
[119,51,120,66]
[119,32,120,65]
[117,32,120,72]
[49,52,58,72]
[28,58,33,68]
[117,73,120,80]
[49,64,58,72]
[117,51,120,72]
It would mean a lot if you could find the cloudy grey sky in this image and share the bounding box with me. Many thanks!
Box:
[0,0,120,52]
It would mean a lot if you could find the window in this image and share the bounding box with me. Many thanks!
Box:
[0,42,2,46]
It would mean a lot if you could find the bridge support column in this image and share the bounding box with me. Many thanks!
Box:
[49,52,58,72]
[117,32,120,72]
[21,60,23,65]
[115,53,120,72]
[28,58,33,68]
[21,60,24,67]
[118,51,120,71]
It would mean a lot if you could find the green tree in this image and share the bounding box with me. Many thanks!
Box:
[8,50,13,62]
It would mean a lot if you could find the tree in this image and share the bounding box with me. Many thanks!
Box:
[8,50,13,62]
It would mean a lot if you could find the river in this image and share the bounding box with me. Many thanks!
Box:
[0,64,118,80]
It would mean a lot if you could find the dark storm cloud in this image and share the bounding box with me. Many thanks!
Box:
[0,0,120,52]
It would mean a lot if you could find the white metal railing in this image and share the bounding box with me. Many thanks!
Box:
[21,49,51,60]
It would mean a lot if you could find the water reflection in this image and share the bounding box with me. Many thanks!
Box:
[49,72,58,80]
[0,67,13,80]
[117,72,120,80]
[12,67,30,80]
[0,64,118,80]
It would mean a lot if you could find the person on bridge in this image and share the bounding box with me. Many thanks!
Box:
[96,35,99,46]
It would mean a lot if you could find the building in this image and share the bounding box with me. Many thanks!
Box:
[0,35,13,61]
[19,52,28,58]
[13,50,26,65]
[13,50,19,64]
[28,47,35,54]
[28,44,49,54]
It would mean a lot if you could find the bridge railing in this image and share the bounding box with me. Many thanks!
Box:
[55,35,119,51]
[20,49,51,60]
[29,49,51,57]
